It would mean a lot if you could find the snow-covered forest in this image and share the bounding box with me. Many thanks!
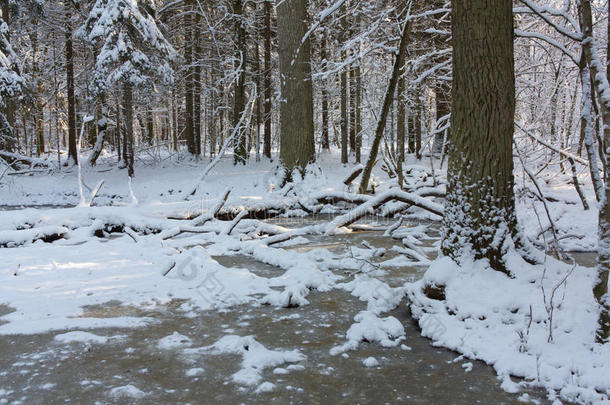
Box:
[0,0,609,403]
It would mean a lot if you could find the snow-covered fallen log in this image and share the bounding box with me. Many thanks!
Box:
[0,226,69,247]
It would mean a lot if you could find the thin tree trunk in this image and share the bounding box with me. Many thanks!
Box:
[194,4,202,156]
[184,0,196,155]
[123,81,134,177]
[321,34,330,151]
[233,0,247,165]
[263,0,272,159]
[397,44,406,166]
[65,7,77,166]
[340,57,348,164]
[88,96,107,166]
[355,60,362,163]
[358,18,411,194]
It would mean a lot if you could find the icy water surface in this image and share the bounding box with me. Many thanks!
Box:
[0,219,557,404]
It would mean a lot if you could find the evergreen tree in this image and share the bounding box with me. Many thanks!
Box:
[80,0,176,176]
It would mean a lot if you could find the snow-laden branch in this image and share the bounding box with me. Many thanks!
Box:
[515,29,579,65]
[516,0,582,42]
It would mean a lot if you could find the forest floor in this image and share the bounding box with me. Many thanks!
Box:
[0,150,607,404]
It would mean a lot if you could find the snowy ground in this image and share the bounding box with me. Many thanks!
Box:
[0,150,606,403]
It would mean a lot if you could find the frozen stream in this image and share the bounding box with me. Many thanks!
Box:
[0,216,578,404]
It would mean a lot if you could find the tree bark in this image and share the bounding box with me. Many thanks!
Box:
[579,0,610,343]
[442,0,517,273]
[123,81,134,177]
[0,0,15,153]
[320,33,330,151]
[276,0,315,175]
[233,0,247,165]
[340,55,348,163]
[65,7,77,166]
[193,4,202,155]
[263,0,272,159]
[184,0,196,155]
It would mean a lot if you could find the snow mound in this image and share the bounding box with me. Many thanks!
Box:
[197,335,305,386]
[185,367,204,377]
[54,331,108,344]
[362,357,379,367]
[331,311,405,355]
[108,384,147,399]
[157,332,192,350]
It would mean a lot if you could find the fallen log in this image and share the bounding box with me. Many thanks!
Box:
[0,226,69,248]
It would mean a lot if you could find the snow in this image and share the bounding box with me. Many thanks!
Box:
[108,384,147,399]
[187,335,305,386]
[362,356,379,367]
[157,332,192,350]
[406,251,610,404]
[185,367,204,377]
[54,331,109,344]
[1,152,607,403]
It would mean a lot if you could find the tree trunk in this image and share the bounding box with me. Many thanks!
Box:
[396,45,406,165]
[340,57,348,164]
[442,0,516,273]
[0,0,15,153]
[88,96,107,166]
[233,0,247,165]
[123,81,134,177]
[320,34,330,151]
[276,0,315,175]
[355,60,362,163]
[358,18,411,194]
[193,4,202,155]
[184,0,196,155]
[579,0,610,343]
[263,0,272,159]
[434,85,450,155]
[65,7,77,166]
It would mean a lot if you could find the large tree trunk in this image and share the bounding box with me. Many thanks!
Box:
[263,0,272,159]
[358,18,411,194]
[276,0,315,175]
[65,7,77,166]
[233,0,247,165]
[442,0,517,273]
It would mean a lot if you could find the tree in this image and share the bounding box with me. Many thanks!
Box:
[263,0,273,159]
[441,0,517,273]
[578,0,610,342]
[359,16,411,194]
[65,2,77,166]
[0,12,22,154]
[81,0,176,177]
[276,0,315,176]
[232,0,247,165]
